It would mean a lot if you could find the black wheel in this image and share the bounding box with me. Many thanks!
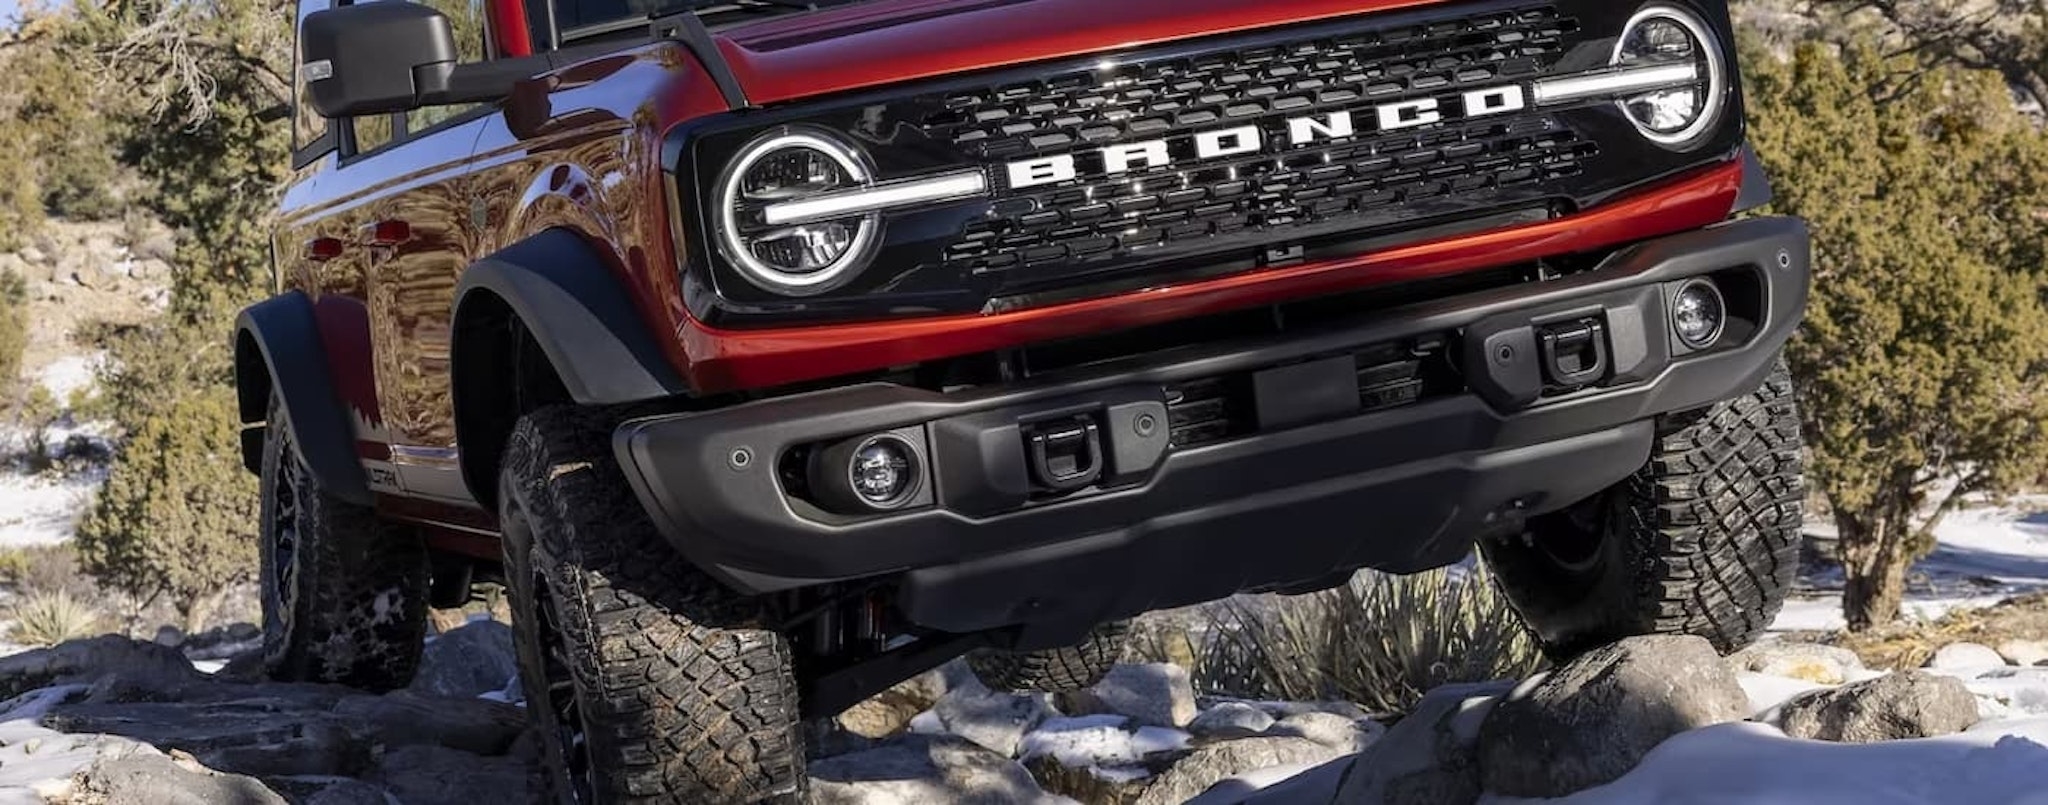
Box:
[500,406,804,804]
[967,620,1129,693]
[258,394,429,690]
[1480,361,1804,657]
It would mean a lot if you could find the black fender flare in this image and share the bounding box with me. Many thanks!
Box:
[233,291,375,506]
[451,229,689,504]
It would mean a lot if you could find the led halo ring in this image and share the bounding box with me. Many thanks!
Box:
[714,128,881,296]
[1611,4,1727,147]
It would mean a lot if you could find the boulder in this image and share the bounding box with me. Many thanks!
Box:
[0,636,205,701]
[367,744,532,805]
[1090,664,1198,729]
[73,753,286,805]
[1995,639,2048,667]
[1726,641,1865,685]
[1188,702,1276,741]
[331,690,528,755]
[1776,671,1981,743]
[931,687,1058,757]
[1332,680,1514,805]
[1135,737,1344,805]
[410,619,518,699]
[809,734,1071,804]
[304,780,399,805]
[1927,642,2009,671]
[1268,712,1383,754]
[839,662,966,740]
[1476,635,1748,798]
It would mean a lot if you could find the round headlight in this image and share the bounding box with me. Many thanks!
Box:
[714,129,880,296]
[1613,6,1725,146]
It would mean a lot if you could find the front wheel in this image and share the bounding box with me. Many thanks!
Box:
[500,406,805,804]
[1480,361,1804,657]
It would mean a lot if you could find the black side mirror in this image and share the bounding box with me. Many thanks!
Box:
[300,2,460,118]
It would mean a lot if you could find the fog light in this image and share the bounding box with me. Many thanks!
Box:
[1671,279,1726,349]
[808,432,925,513]
[850,437,916,506]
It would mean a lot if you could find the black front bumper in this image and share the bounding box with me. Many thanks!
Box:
[615,216,1811,634]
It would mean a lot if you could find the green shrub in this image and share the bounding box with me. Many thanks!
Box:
[8,588,108,647]
[76,387,256,633]
[0,269,24,397]
[1194,565,1543,714]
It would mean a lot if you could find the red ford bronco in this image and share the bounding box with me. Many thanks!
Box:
[235,0,1808,800]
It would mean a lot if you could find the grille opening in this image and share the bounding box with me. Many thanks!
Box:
[1166,335,1465,450]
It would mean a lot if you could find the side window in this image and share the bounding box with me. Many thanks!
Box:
[352,112,397,155]
[404,0,489,133]
[291,0,336,166]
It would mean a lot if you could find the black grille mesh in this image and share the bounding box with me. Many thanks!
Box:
[916,5,1591,281]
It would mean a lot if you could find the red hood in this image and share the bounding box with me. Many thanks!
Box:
[716,0,1445,106]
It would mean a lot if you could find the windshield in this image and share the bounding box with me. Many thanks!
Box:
[529,0,867,47]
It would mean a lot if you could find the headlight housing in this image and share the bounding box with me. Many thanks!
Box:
[1612,5,1725,147]
[713,129,881,296]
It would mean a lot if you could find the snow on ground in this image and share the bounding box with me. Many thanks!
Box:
[1774,499,2048,632]
[1484,720,2048,805]
[0,468,102,547]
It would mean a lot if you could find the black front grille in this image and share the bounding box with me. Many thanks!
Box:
[923,6,1574,161]
[921,5,1589,288]
[679,0,1741,326]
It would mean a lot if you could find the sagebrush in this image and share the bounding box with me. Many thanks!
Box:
[7,588,107,647]
[1194,565,1543,714]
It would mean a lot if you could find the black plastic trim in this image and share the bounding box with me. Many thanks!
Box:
[614,216,1810,630]
[452,229,688,407]
[654,11,748,109]
[1731,143,1774,214]
[233,291,375,506]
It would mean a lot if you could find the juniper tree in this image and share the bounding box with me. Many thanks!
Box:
[1745,40,2048,629]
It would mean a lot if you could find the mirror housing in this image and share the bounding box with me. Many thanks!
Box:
[300,2,460,118]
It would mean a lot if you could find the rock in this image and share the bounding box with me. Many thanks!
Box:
[153,626,186,648]
[1726,641,1866,685]
[839,662,967,740]
[304,780,398,805]
[839,694,926,740]
[1268,711,1382,754]
[1928,642,2010,670]
[1091,664,1198,729]
[1332,680,1514,805]
[1996,639,2048,667]
[1477,635,1748,798]
[1134,737,1344,805]
[410,620,518,699]
[74,753,287,805]
[1188,702,1276,740]
[368,744,532,805]
[0,636,206,701]
[332,690,528,755]
[1018,717,1185,805]
[931,686,1057,757]
[1776,671,1981,743]
[809,734,1070,804]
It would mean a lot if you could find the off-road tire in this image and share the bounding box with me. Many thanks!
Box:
[1480,361,1803,658]
[258,394,430,691]
[500,406,804,804]
[966,620,1130,692]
